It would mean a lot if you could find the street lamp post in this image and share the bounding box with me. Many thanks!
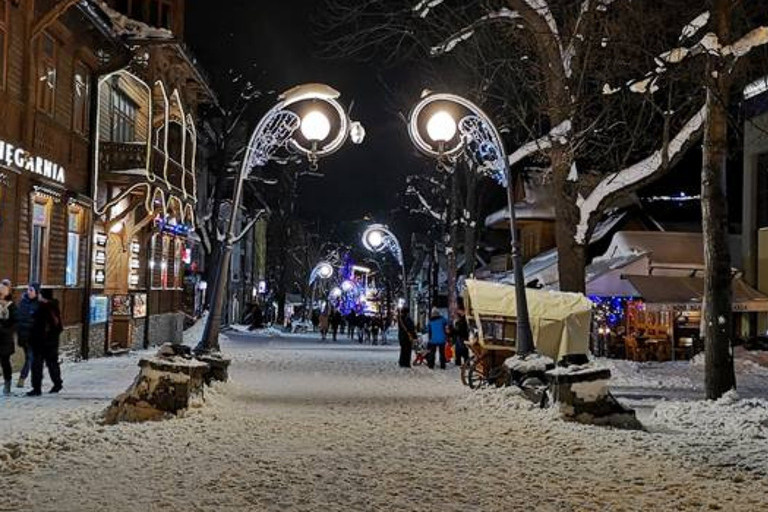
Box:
[196,84,363,354]
[308,260,334,314]
[362,223,408,307]
[407,93,535,356]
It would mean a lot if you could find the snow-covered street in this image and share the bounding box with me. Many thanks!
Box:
[1,329,768,511]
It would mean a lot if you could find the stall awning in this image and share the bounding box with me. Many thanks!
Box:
[623,275,768,312]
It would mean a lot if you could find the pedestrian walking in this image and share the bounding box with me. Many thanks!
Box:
[453,306,470,366]
[371,316,381,345]
[27,289,63,396]
[319,308,330,341]
[347,311,357,340]
[0,279,17,395]
[397,308,417,368]
[427,307,449,370]
[15,283,39,389]
[330,309,341,341]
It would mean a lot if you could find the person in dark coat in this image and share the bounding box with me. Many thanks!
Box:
[330,309,341,341]
[15,283,40,388]
[397,308,417,368]
[27,288,63,396]
[0,279,17,395]
[453,306,470,366]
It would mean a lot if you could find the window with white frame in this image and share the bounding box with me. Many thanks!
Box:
[66,207,83,286]
[110,87,137,143]
[30,198,50,284]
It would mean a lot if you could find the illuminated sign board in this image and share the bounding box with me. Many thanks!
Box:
[0,139,65,184]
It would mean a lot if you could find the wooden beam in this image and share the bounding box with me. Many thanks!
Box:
[31,0,83,41]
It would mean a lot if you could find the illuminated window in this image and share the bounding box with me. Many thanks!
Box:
[36,33,57,116]
[72,62,91,134]
[30,197,51,284]
[161,235,169,289]
[0,0,7,90]
[174,238,183,288]
[110,87,137,142]
[66,207,83,287]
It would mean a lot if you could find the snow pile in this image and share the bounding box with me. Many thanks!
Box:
[650,390,768,472]
[505,353,554,373]
[455,386,552,415]
[182,312,207,345]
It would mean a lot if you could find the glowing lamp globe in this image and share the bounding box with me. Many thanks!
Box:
[301,111,331,142]
[341,280,354,292]
[330,287,342,299]
[426,111,457,143]
[317,263,333,279]
[366,229,384,249]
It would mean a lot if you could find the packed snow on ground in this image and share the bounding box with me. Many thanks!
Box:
[1,331,768,511]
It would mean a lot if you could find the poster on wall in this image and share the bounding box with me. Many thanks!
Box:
[90,295,109,325]
[112,294,132,316]
[133,293,147,319]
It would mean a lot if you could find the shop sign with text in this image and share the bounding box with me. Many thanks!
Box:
[0,139,65,184]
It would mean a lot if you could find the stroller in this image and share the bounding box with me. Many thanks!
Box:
[412,334,430,366]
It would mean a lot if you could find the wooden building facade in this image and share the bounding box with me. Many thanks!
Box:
[0,0,215,358]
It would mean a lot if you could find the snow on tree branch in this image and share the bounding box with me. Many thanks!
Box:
[613,18,768,96]
[507,119,572,166]
[413,0,445,19]
[430,8,520,56]
[406,185,446,221]
[574,105,706,244]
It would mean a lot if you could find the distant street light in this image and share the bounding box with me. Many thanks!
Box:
[196,84,363,354]
[309,261,334,285]
[362,223,408,304]
[408,92,535,356]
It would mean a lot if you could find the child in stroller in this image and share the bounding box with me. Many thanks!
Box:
[412,334,430,366]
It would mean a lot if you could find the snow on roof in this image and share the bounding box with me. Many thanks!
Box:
[603,231,704,267]
[97,1,174,40]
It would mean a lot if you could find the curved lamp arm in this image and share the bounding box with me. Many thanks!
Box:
[408,92,508,187]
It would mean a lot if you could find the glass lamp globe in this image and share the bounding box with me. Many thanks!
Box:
[426,111,457,143]
[366,230,384,249]
[301,111,331,142]
[341,280,354,292]
[330,287,342,298]
[318,263,333,279]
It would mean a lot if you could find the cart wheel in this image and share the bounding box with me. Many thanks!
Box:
[465,358,485,390]
[460,357,475,386]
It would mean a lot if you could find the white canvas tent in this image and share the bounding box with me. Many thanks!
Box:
[463,279,593,361]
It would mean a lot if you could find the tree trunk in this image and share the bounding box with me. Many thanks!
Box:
[702,0,736,399]
[552,150,586,293]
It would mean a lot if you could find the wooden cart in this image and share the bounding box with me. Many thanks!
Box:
[461,279,592,388]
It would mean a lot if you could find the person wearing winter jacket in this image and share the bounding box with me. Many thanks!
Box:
[0,279,17,395]
[27,288,63,396]
[427,307,450,370]
[15,283,40,388]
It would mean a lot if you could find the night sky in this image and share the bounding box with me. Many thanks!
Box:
[186,1,716,241]
[186,0,430,241]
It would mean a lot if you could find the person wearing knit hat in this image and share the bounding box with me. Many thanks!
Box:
[15,284,40,388]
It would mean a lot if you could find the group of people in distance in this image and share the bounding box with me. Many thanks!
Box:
[397,305,470,370]
[0,280,64,397]
[312,308,388,344]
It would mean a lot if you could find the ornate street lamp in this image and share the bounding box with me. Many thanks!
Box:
[196,84,363,354]
[362,223,408,304]
[309,261,334,286]
[407,92,535,356]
